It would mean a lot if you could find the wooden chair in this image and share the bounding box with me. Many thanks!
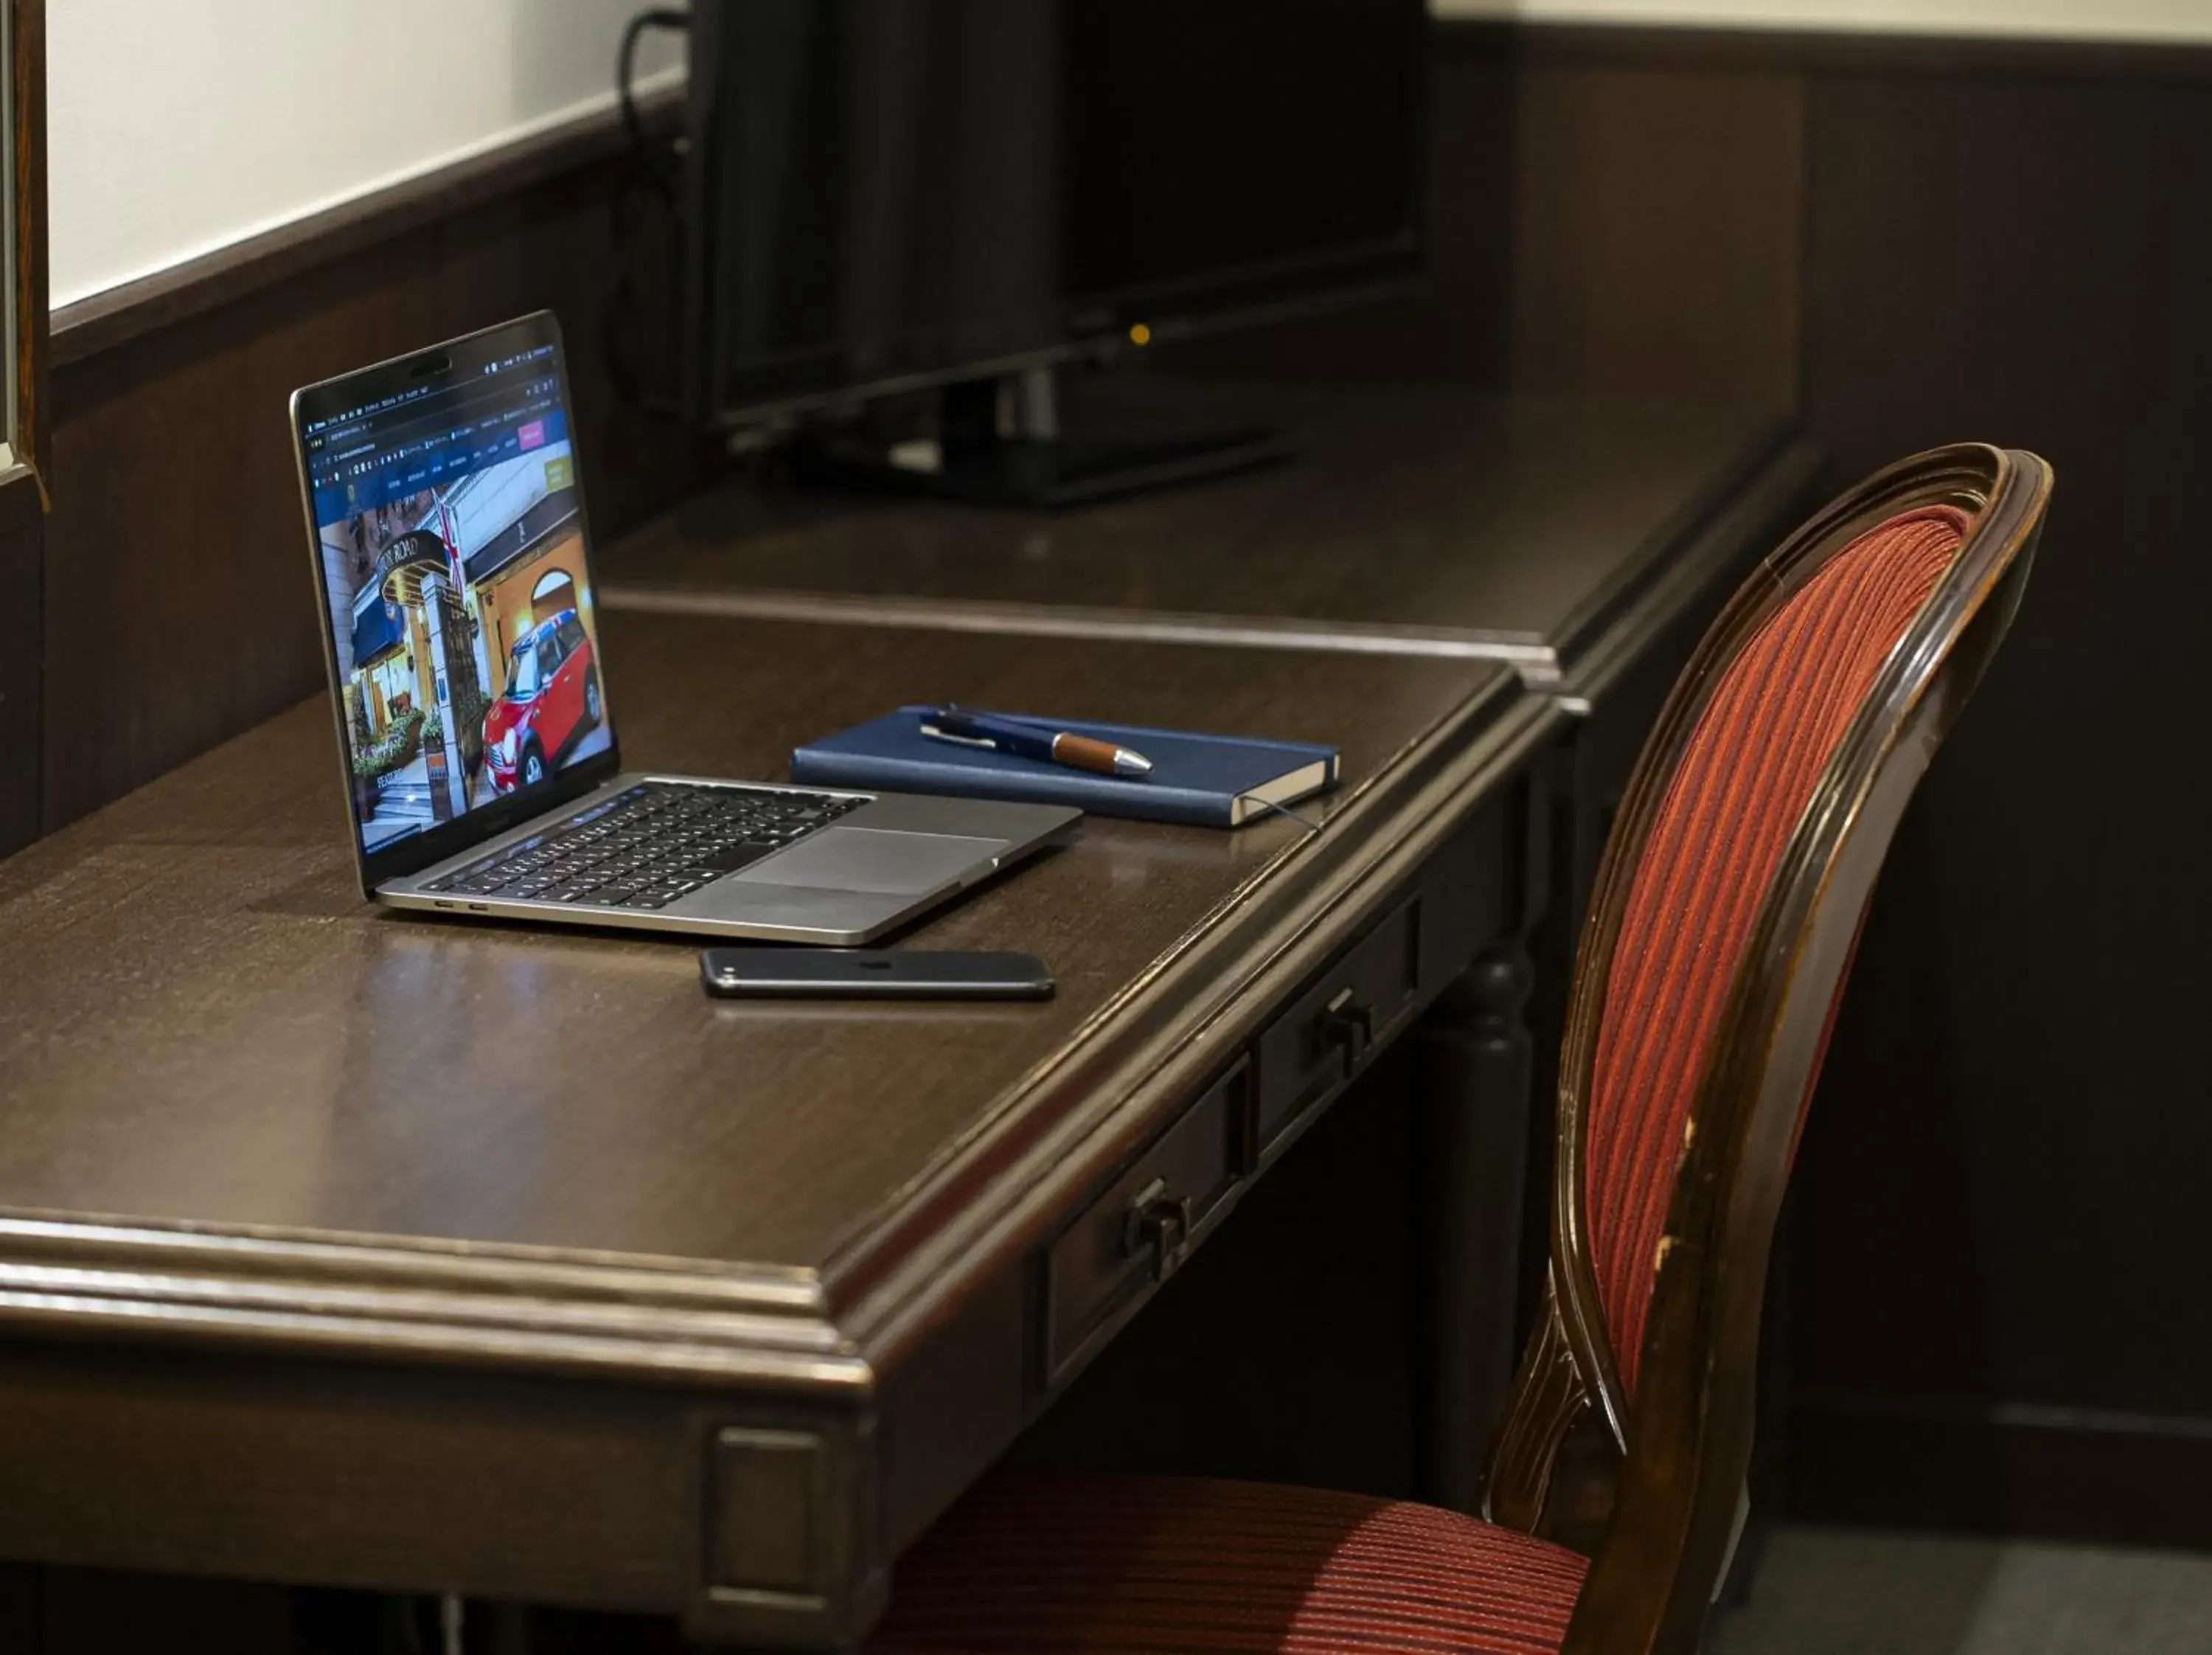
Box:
[866,443,2052,1655]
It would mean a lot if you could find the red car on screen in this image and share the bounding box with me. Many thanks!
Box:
[483,608,601,793]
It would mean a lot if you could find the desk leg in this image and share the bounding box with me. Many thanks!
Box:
[1412,943,1534,1516]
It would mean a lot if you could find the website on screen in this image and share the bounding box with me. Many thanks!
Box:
[302,348,611,852]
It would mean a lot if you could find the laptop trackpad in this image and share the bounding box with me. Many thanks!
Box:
[731,827,1003,895]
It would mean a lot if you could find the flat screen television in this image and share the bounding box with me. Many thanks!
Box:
[678,0,1428,493]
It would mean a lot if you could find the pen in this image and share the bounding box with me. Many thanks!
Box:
[920,707,1154,778]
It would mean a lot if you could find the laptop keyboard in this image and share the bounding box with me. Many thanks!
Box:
[422,781,866,911]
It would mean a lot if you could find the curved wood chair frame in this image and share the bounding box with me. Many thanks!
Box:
[1484,443,2052,1655]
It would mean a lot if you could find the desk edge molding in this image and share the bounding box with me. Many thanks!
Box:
[598,585,1564,679]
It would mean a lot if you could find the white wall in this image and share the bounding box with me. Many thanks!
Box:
[1434,0,2212,43]
[49,1,684,310]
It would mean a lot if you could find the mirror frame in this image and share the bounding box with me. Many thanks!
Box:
[2,0,44,518]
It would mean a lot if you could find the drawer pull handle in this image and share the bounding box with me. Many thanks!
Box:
[1122,1176,1194,1285]
[1322,986,1374,1066]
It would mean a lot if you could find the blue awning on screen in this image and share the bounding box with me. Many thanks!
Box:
[352,595,406,666]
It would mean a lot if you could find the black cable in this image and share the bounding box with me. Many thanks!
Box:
[608,9,692,421]
[618,9,691,164]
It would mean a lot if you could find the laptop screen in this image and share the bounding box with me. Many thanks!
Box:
[298,330,613,858]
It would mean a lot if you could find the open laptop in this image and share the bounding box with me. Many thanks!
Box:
[291,312,1077,944]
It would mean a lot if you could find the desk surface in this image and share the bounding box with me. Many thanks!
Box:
[0,614,1517,1283]
[597,383,1804,682]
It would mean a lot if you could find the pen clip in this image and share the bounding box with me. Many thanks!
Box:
[919,722,998,750]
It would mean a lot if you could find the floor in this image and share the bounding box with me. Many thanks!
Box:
[1708,1526,2212,1655]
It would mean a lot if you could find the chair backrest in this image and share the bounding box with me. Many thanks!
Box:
[1484,443,2051,1655]
[1586,500,1972,1404]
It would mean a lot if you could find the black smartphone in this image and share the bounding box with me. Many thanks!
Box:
[700,948,1055,1001]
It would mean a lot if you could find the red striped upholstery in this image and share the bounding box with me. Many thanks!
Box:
[869,1475,1590,1654]
[1585,505,1971,1398]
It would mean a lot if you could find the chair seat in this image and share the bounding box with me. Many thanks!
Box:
[868,1474,1590,1654]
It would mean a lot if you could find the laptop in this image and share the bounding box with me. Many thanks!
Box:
[291,312,1078,945]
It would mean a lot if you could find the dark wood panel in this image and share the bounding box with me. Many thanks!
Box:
[1171,38,1804,409]
[40,127,722,836]
[1500,62,1801,408]
[1787,65,2212,1510]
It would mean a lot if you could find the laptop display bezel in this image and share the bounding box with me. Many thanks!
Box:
[290,311,625,897]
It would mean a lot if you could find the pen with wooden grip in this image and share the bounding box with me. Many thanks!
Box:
[919,708,1155,778]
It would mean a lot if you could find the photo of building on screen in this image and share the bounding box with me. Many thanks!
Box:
[316,435,609,850]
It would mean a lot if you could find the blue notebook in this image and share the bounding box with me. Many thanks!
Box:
[791,707,1339,828]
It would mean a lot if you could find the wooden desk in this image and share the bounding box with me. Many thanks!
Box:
[0,389,1812,1651]
[0,612,1545,1647]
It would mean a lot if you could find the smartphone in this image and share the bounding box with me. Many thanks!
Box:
[700,948,1055,1001]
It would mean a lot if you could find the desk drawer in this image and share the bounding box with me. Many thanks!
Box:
[1254,897,1420,1147]
[1043,1061,1248,1387]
